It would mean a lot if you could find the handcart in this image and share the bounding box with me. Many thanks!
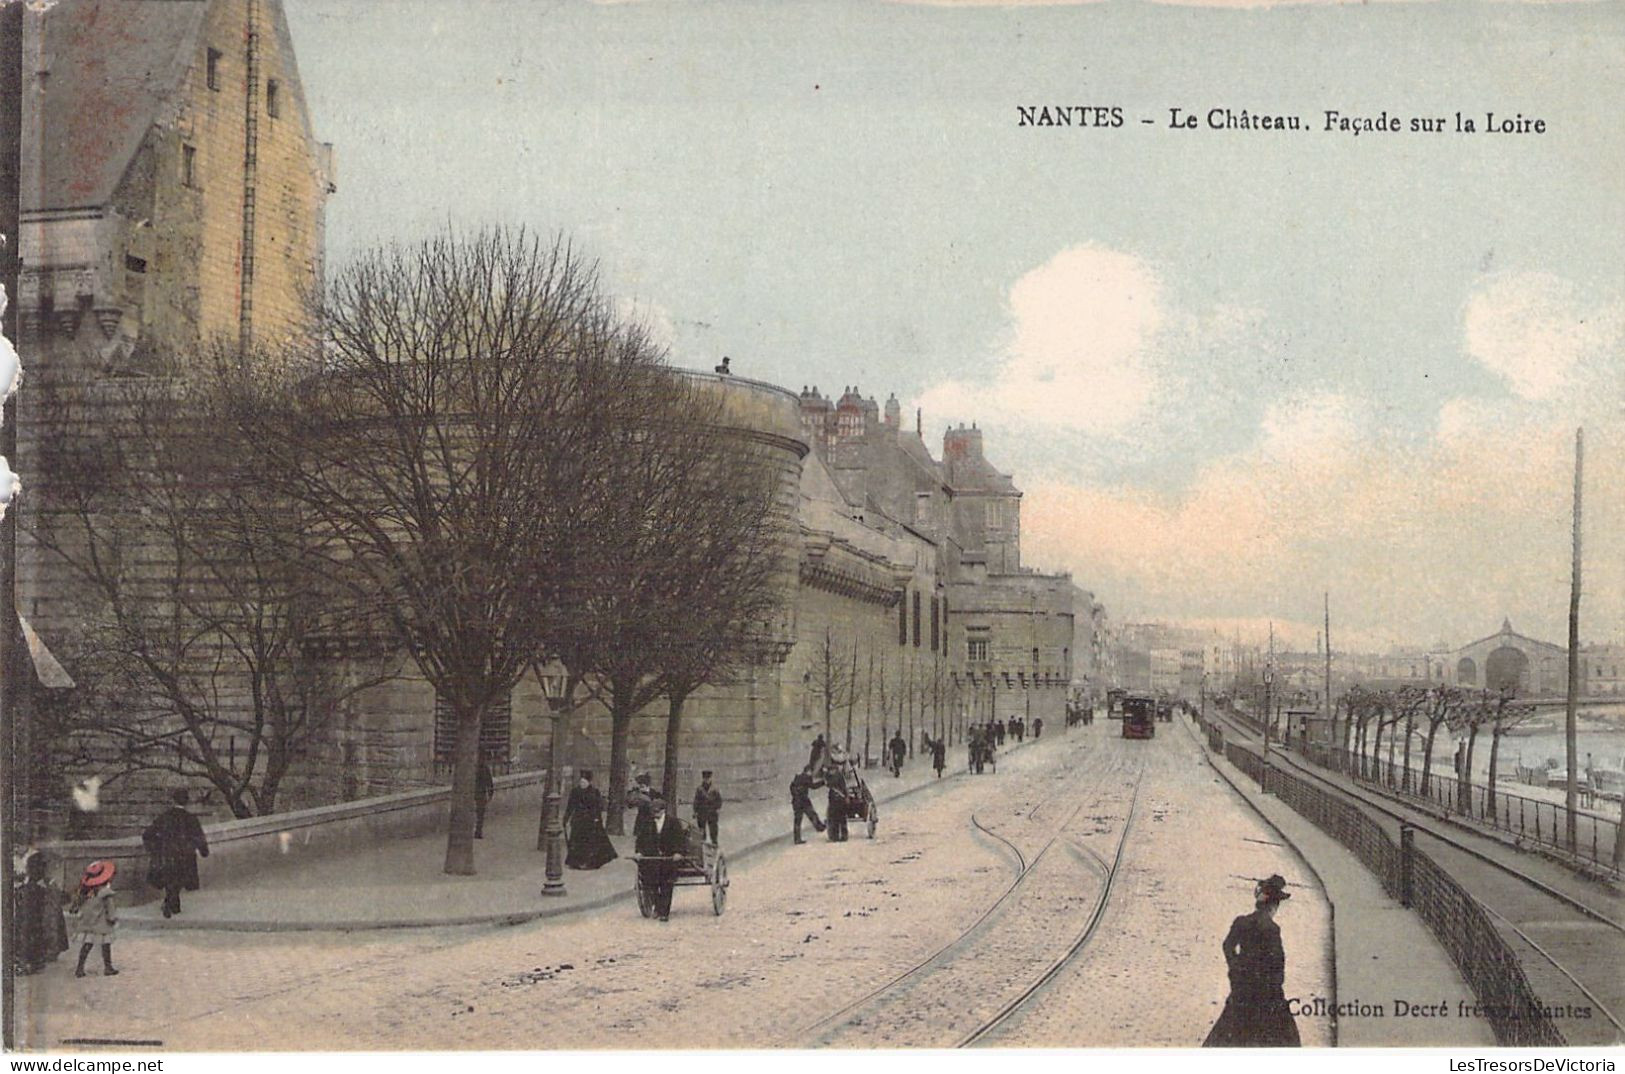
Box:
[633,821,729,917]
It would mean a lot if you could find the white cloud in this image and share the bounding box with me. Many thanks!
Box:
[917,244,1166,436]
[1023,276,1625,649]
[1463,272,1623,402]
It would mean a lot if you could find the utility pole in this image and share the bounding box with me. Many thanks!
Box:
[1565,428,1583,853]
[1325,591,1333,746]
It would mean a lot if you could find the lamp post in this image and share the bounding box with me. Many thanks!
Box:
[534,667,569,897]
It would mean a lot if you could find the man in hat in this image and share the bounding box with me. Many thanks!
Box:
[888,730,907,777]
[692,770,722,845]
[635,796,687,921]
[822,746,850,842]
[1203,874,1300,1047]
[141,789,210,918]
[626,772,655,842]
[789,764,826,843]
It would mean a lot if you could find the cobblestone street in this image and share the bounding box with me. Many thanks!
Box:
[25,727,1336,1049]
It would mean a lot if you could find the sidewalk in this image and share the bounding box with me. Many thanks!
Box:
[1180,714,1497,1046]
[121,738,1037,932]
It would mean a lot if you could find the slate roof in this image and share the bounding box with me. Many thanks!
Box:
[27,0,208,211]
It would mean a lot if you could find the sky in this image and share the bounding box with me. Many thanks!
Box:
[284,0,1625,653]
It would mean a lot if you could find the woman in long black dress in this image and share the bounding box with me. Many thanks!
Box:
[1203,874,1301,1047]
[563,771,618,870]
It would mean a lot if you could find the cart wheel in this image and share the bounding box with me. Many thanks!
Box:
[867,812,878,840]
[635,869,654,919]
[711,854,729,916]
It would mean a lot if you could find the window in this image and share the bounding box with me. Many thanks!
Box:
[968,637,989,663]
[930,597,940,652]
[124,254,147,274]
[912,592,921,648]
[898,591,908,646]
[433,690,513,773]
[206,48,221,91]
[266,78,280,118]
[1032,647,1040,666]
[181,144,196,187]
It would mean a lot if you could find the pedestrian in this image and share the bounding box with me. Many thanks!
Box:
[692,770,722,845]
[808,733,828,773]
[931,736,947,779]
[12,849,68,975]
[626,772,656,841]
[823,747,850,842]
[564,771,618,869]
[474,755,495,839]
[888,730,907,777]
[634,797,687,922]
[141,789,209,919]
[993,719,1005,747]
[69,861,118,978]
[1203,875,1301,1047]
[790,764,826,843]
[1033,716,1043,739]
[967,725,983,773]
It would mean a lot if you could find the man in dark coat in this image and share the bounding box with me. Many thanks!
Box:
[931,736,947,778]
[808,734,827,773]
[626,772,656,842]
[888,731,907,777]
[1203,874,1301,1047]
[635,797,688,921]
[142,789,209,918]
[692,771,722,845]
[822,750,850,841]
[474,756,495,839]
[790,765,826,843]
[1033,716,1043,739]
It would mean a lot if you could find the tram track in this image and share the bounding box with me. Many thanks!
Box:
[800,750,1145,1048]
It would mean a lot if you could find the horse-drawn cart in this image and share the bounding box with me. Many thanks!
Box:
[633,822,729,917]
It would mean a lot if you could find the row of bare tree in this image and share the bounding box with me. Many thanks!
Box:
[804,628,962,761]
[1338,684,1537,809]
[31,229,788,874]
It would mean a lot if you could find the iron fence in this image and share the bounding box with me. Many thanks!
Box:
[1304,746,1620,874]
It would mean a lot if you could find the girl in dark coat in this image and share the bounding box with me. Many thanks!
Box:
[142,789,209,918]
[1203,874,1301,1047]
[563,771,618,870]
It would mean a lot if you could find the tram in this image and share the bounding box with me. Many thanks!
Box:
[1121,695,1157,740]
[1106,688,1127,720]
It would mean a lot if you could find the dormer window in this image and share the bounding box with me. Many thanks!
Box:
[182,144,197,187]
[266,78,280,118]
[206,48,221,91]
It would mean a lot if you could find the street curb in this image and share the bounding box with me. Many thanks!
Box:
[1176,714,1341,1048]
[121,738,1049,933]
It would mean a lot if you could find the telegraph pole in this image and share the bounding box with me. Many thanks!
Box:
[1565,428,1582,853]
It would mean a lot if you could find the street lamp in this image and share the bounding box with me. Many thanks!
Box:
[533,666,569,897]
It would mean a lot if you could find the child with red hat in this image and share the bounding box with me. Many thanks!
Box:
[69,860,119,978]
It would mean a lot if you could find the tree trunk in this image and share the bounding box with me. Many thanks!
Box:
[1370,720,1384,784]
[661,692,687,809]
[1461,724,1480,815]
[1487,728,1503,824]
[1421,721,1441,800]
[605,687,636,837]
[1401,709,1415,793]
[443,703,482,875]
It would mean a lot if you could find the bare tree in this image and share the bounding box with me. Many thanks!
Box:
[1484,689,1535,814]
[1417,685,1462,798]
[29,371,389,820]
[647,434,787,809]
[231,229,649,874]
[808,627,853,746]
